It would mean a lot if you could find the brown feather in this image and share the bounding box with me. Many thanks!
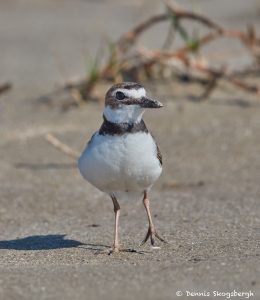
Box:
[156,143,163,166]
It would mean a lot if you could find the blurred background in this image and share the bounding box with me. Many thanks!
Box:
[0,1,259,300]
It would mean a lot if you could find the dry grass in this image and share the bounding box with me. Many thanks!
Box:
[49,0,259,109]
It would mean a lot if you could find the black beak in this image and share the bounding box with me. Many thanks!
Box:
[139,97,163,108]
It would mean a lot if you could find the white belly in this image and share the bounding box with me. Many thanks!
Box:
[78,132,162,194]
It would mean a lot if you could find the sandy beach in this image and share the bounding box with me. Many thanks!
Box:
[0,1,259,299]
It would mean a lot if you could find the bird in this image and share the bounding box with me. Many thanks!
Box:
[78,82,166,253]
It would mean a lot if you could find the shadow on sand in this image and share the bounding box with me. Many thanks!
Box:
[0,234,146,254]
[0,234,84,250]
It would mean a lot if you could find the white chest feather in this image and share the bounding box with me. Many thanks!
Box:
[78,132,162,193]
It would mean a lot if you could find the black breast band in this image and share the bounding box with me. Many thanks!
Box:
[99,116,148,135]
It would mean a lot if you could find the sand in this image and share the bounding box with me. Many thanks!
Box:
[0,1,259,299]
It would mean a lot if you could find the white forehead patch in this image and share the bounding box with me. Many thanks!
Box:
[112,87,146,99]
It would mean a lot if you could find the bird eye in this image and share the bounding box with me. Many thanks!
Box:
[116,91,125,100]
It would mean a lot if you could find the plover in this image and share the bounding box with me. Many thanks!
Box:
[78,82,166,253]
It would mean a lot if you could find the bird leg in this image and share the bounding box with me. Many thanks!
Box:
[111,194,120,252]
[96,195,145,255]
[141,191,167,246]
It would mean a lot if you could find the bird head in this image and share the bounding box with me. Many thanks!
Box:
[103,82,163,124]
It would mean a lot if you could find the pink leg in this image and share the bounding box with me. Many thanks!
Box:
[97,195,143,255]
[141,191,167,246]
[111,195,120,252]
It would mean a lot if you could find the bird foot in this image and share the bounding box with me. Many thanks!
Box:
[140,226,167,246]
[109,248,145,255]
[95,246,145,255]
[94,245,120,255]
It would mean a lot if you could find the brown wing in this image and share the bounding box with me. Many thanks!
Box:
[156,143,163,166]
[150,132,162,166]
